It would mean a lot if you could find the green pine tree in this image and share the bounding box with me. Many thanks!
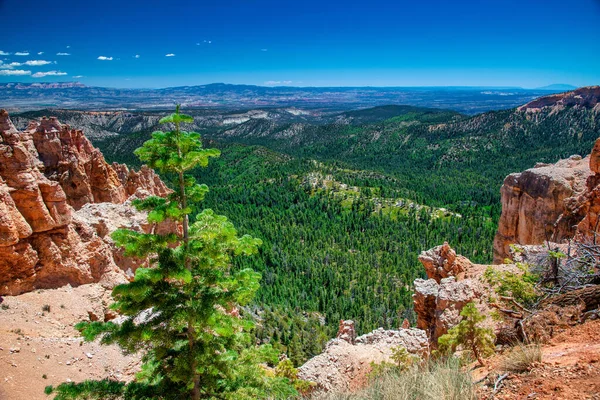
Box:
[45,106,295,399]
[437,302,496,366]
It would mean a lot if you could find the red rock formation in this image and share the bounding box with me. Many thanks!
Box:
[413,243,490,346]
[336,320,357,344]
[112,163,170,199]
[493,155,591,263]
[0,110,171,295]
[417,242,471,282]
[568,138,600,242]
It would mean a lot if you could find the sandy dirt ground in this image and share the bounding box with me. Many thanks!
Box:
[0,284,139,400]
[476,319,600,400]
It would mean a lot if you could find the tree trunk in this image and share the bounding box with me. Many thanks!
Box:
[472,344,484,367]
[175,117,200,400]
[540,285,600,311]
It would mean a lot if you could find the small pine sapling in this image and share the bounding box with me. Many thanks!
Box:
[437,302,495,366]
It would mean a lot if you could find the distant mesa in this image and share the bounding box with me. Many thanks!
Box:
[518,86,600,112]
[536,83,578,91]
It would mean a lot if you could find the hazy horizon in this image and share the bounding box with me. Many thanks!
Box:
[0,81,583,91]
[1,0,599,88]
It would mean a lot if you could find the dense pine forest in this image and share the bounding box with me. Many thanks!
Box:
[92,103,599,365]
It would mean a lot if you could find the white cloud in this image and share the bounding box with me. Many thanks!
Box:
[32,70,68,78]
[0,69,31,76]
[165,53,175,57]
[134,54,140,58]
[97,56,113,61]
[66,45,71,49]
[0,51,10,55]
[15,51,29,56]
[0,62,23,69]
[38,52,44,55]
[24,60,54,66]
[56,52,71,56]
[72,75,84,78]
[264,80,293,85]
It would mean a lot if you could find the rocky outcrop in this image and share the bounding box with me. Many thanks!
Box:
[417,241,472,282]
[413,243,492,346]
[336,320,357,344]
[112,163,170,199]
[298,327,428,393]
[493,135,600,262]
[29,115,169,210]
[567,138,600,243]
[493,155,591,263]
[32,116,127,209]
[0,110,171,295]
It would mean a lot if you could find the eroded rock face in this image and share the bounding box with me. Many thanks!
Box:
[0,110,171,295]
[568,138,600,242]
[493,155,591,263]
[418,242,471,282]
[494,136,600,262]
[336,320,357,344]
[413,243,488,346]
[112,163,170,199]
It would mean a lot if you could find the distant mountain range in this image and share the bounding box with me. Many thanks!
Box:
[0,82,580,114]
[535,84,578,91]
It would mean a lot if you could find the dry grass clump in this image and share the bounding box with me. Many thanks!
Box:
[502,344,542,373]
[321,359,476,400]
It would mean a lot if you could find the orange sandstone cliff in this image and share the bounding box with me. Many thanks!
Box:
[0,110,170,295]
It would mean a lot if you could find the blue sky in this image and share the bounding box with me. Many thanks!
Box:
[0,0,599,88]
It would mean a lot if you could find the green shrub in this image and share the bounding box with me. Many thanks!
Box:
[390,346,418,371]
[274,358,315,396]
[437,302,495,366]
[484,263,539,307]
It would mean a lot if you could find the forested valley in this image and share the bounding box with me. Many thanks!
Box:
[93,103,599,365]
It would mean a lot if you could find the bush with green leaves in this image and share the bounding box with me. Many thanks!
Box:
[45,107,298,400]
[390,346,419,371]
[274,358,315,395]
[437,302,495,366]
[484,263,539,307]
[368,345,419,379]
